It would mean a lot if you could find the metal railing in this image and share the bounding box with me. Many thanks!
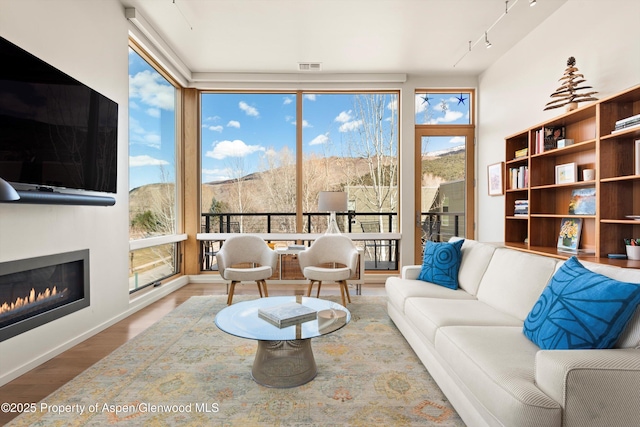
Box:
[200,212,399,271]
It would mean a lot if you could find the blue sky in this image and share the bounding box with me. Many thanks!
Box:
[128,48,470,190]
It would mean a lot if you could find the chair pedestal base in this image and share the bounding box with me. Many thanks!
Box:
[252,339,317,388]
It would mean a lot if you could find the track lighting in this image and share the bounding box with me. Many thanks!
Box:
[485,32,492,49]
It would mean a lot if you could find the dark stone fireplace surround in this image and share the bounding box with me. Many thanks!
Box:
[0,249,90,341]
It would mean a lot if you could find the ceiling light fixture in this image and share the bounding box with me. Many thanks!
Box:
[530,0,537,6]
[453,0,523,67]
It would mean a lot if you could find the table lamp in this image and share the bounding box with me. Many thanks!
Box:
[318,191,347,234]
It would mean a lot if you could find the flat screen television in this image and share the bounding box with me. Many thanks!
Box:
[0,35,118,194]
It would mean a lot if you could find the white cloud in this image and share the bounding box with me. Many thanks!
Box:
[202,168,232,182]
[304,94,317,101]
[129,70,175,112]
[129,117,161,149]
[205,139,266,160]
[309,133,330,146]
[339,120,363,132]
[227,120,240,128]
[129,155,169,167]
[283,97,293,105]
[449,136,465,144]
[239,101,259,117]
[429,110,464,124]
[387,99,398,111]
[335,110,352,123]
[292,119,311,128]
[146,108,160,118]
[208,125,223,132]
[204,115,221,122]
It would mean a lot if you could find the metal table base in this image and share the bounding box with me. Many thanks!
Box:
[251,339,317,388]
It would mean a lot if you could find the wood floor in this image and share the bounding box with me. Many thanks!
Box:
[0,281,386,425]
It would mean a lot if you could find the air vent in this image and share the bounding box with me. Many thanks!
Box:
[298,62,322,71]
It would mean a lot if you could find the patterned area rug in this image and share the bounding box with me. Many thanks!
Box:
[9,296,464,426]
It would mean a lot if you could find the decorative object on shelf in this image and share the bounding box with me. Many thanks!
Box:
[555,162,577,184]
[557,217,583,251]
[568,187,596,215]
[318,191,347,234]
[624,239,640,260]
[514,147,528,158]
[487,162,504,196]
[557,138,574,148]
[544,57,598,112]
[582,169,595,181]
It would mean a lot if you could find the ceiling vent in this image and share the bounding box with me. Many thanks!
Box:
[298,62,322,71]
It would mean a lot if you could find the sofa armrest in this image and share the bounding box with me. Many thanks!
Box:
[401,265,422,280]
[535,349,640,426]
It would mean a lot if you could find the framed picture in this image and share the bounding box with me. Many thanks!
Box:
[568,187,596,215]
[555,162,577,184]
[557,217,583,251]
[487,162,504,196]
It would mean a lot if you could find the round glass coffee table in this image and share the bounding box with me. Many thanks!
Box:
[215,296,350,388]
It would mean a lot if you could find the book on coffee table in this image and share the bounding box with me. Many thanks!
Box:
[258,302,317,328]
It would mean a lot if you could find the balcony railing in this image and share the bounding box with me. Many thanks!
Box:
[200,212,398,272]
[199,211,464,272]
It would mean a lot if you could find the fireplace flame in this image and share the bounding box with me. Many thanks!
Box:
[0,286,60,315]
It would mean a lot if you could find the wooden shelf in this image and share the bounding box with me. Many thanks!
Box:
[504,84,640,267]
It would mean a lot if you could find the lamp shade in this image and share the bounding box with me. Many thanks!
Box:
[318,191,347,212]
[0,178,20,201]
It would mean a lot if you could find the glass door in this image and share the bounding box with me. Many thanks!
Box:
[414,128,474,262]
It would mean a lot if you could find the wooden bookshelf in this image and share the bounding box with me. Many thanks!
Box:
[504,84,640,266]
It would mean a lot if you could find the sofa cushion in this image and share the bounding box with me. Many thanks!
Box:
[418,239,464,289]
[453,238,498,296]
[385,276,475,314]
[523,256,640,349]
[435,326,562,427]
[405,298,522,344]
[476,248,558,320]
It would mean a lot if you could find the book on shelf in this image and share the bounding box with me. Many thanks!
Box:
[258,302,317,328]
[534,126,566,153]
[615,113,640,128]
[509,166,528,189]
[636,140,640,175]
[514,199,528,216]
[612,122,640,134]
[557,247,595,255]
[514,147,528,159]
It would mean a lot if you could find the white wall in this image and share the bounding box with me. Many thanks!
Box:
[476,0,640,242]
[0,0,132,383]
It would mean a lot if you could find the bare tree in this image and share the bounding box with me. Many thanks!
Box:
[342,94,398,222]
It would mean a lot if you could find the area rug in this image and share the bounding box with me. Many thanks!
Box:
[8,296,464,426]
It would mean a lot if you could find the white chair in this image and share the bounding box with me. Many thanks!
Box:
[216,234,278,305]
[298,235,359,306]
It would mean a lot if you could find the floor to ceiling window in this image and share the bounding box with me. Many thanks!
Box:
[414,90,475,262]
[128,41,183,292]
[200,91,399,270]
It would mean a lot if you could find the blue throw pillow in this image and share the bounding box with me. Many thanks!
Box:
[417,239,464,289]
[523,257,640,349]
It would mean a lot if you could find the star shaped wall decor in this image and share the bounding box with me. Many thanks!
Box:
[420,94,432,105]
[456,93,467,105]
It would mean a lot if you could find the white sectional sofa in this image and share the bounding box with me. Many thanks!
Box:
[386,238,640,427]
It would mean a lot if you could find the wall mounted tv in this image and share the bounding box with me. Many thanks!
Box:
[0,35,118,200]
